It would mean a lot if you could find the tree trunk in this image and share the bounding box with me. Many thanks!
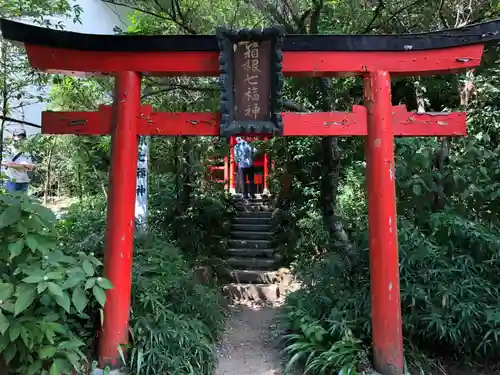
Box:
[43,137,56,204]
[317,78,358,262]
[181,137,192,211]
[0,41,8,178]
[281,137,292,208]
[77,167,83,202]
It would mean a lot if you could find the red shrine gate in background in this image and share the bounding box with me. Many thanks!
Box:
[207,135,271,194]
[1,18,499,375]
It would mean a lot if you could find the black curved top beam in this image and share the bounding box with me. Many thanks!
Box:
[1,18,500,52]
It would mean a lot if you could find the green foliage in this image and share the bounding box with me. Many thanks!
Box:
[147,171,233,261]
[172,190,233,260]
[127,233,226,375]
[8,2,500,375]
[281,300,367,375]
[276,51,500,374]
[53,189,229,374]
[0,0,82,23]
[0,193,109,374]
[0,0,83,171]
[399,216,500,359]
[56,196,107,256]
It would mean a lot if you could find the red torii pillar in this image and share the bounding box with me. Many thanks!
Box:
[99,72,141,363]
[364,71,401,373]
[2,17,493,375]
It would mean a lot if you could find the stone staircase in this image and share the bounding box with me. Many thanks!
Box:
[223,195,293,304]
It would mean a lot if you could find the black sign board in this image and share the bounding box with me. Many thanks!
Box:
[216,27,284,137]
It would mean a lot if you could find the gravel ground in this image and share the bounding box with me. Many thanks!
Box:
[215,302,283,375]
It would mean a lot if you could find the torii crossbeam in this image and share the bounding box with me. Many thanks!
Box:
[42,104,465,136]
[1,17,499,375]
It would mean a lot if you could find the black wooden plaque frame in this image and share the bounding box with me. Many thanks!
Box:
[216,26,284,137]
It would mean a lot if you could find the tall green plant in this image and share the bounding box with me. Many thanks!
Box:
[0,193,111,374]
[127,233,226,375]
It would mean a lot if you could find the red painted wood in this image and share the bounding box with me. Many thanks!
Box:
[224,155,229,190]
[364,71,403,375]
[99,72,141,367]
[229,136,236,192]
[26,44,484,77]
[212,160,265,168]
[263,136,269,193]
[42,105,466,137]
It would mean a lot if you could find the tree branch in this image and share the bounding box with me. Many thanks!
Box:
[171,0,198,34]
[309,0,324,34]
[101,0,171,21]
[438,0,449,28]
[151,0,198,34]
[0,116,41,129]
[363,0,385,34]
[371,0,426,32]
[141,84,219,99]
[142,81,313,113]
[282,100,311,112]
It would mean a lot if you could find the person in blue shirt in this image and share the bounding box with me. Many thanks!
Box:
[234,136,256,199]
[1,129,35,193]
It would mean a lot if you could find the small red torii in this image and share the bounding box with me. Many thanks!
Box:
[1,17,499,375]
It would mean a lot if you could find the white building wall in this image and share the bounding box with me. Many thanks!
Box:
[4,0,130,138]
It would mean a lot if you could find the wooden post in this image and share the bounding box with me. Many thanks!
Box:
[364,71,403,375]
[229,136,236,193]
[99,71,141,368]
[263,137,269,195]
[223,155,229,190]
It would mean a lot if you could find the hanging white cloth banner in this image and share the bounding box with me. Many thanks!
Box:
[135,136,150,230]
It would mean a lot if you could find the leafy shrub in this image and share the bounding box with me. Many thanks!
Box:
[0,193,110,374]
[127,233,226,375]
[279,207,500,373]
[276,68,500,372]
[399,213,500,360]
[150,182,233,261]
[56,196,107,257]
[172,190,233,260]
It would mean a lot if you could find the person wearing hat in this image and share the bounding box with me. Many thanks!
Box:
[234,136,256,199]
[1,129,35,193]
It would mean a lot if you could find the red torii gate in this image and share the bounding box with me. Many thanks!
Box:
[1,18,499,375]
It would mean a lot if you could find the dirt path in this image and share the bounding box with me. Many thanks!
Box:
[215,303,283,375]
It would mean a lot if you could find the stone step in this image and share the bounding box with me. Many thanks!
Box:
[231,194,271,201]
[236,211,272,219]
[231,231,273,241]
[223,283,281,302]
[232,196,270,202]
[227,248,275,258]
[226,257,276,270]
[231,224,272,232]
[228,239,273,249]
[233,217,272,225]
[232,201,270,207]
[225,269,279,283]
[234,204,273,212]
[233,203,273,212]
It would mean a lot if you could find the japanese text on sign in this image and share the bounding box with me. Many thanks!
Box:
[135,136,150,229]
[233,40,271,122]
[242,42,261,119]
